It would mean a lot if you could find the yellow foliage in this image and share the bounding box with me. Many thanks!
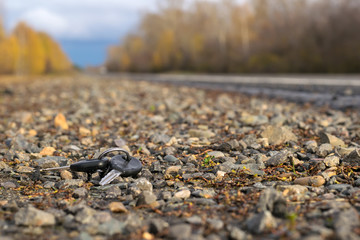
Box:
[0,35,20,74]
[39,32,71,73]
[152,51,162,70]
[13,22,46,74]
[129,37,144,54]
[120,52,131,71]
[0,21,71,75]
[0,19,5,40]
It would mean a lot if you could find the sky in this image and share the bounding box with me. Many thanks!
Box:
[2,0,159,67]
[2,0,241,68]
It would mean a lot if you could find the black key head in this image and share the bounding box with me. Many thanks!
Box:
[110,155,142,177]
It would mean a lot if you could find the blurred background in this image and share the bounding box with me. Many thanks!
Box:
[0,0,360,75]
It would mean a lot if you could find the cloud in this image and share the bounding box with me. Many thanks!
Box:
[5,0,158,40]
[19,8,71,36]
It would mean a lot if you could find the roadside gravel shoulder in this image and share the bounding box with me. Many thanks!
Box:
[0,76,359,239]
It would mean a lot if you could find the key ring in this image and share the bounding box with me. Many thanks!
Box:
[98,148,131,162]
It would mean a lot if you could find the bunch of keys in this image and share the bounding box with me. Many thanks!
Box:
[40,148,142,185]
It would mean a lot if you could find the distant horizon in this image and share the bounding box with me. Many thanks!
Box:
[3,0,158,67]
[59,39,120,68]
[3,0,244,68]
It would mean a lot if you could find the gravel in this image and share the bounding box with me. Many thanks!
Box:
[0,76,360,239]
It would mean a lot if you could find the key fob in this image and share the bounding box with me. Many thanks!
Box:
[70,159,109,173]
[110,155,142,177]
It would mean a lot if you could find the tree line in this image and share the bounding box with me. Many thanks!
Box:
[0,20,72,75]
[106,0,360,73]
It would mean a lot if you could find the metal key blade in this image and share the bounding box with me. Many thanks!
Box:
[40,166,70,171]
[99,169,121,186]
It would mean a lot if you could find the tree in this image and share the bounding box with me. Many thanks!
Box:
[38,32,71,73]
[13,22,46,74]
[0,35,19,74]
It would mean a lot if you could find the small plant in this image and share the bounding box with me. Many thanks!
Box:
[287,212,298,230]
[202,155,216,167]
[149,105,156,112]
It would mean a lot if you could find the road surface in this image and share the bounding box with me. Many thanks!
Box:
[100,73,360,109]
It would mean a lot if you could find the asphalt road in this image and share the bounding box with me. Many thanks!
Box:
[100,73,360,109]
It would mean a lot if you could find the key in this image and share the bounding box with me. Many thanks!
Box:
[99,169,121,186]
[41,159,110,181]
[40,159,109,173]
[99,154,142,185]
[40,148,127,174]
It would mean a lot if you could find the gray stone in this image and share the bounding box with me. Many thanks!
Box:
[354,178,360,187]
[125,214,143,233]
[133,177,153,192]
[229,226,246,240]
[174,189,191,199]
[261,125,297,145]
[319,132,346,148]
[78,232,93,240]
[276,185,308,197]
[207,151,225,158]
[257,188,287,218]
[187,198,216,205]
[98,218,126,235]
[270,114,287,126]
[161,191,172,200]
[0,161,9,170]
[304,140,318,153]
[164,155,180,164]
[240,114,268,126]
[336,147,356,158]
[149,133,170,144]
[150,161,162,172]
[203,173,216,180]
[15,165,34,173]
[317,144,333,157]
[218,162,264,176]
[334,208,360,240]
[239,164,265,176]
[164,146,177,156]
[93,211,112,223]
[246,211,277,234]
[343,149,360,166]
[253,182,267,189]
[191,188,216,198]
[43,181,55,189]
[206,234,223,240]
[149,218,169,234]
[73,188,88,198]
[188,129,215,138]
[186,215,202,225]
[265,151,291,167]
[228,139,241,150]
[36,158,59,169]
[15,205,55,226]
[16,152,30,161]
[206,219,224,231]
[73,205,97,224]
[8,135,32,152]
[137,191,157,206]
[57,179,84,188]
[168,224,192,239]
[217,142,232,152]
[1,181,16,189]
[327,184,352,192]
[323,155,340,167]
[105,185,122,198]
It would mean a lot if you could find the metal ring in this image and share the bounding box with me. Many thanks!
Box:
[98,148,131,161]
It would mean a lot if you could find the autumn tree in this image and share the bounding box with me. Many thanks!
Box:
[39,32,71,73]
[0,19,72,75]
[106,0,360,73]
